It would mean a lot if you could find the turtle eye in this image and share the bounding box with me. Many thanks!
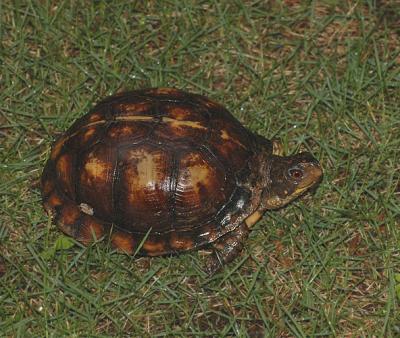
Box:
[288,168,303,179]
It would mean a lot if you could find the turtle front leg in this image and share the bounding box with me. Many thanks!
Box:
[205,223,249,275]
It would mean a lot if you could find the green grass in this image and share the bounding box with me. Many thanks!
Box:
[1,0,399,336]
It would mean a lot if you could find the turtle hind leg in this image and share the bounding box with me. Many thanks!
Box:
[205,223,249,275]
[42,185,105,245]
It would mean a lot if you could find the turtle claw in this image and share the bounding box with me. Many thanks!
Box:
[204,253,224,276]
[272,138,284,156]
[204,223,249,276]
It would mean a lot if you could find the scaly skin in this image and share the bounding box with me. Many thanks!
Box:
[205,223,249,275]
[205,151,323,275]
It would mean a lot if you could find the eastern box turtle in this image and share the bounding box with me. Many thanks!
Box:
[41,88,322,274]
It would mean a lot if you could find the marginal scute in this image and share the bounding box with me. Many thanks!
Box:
[56,153,75,198]
[78,215,104,244]
[46,191,64,209]
[58,203,81,227]
[169,232,194,251]
[112,231,135,254]
[142,239,167,256]
[65,124,103,151]
[50,136,67,160]
[82,127,97,142]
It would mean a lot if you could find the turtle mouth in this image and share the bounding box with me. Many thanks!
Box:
[295,163,323,192]
[293,185,313,199]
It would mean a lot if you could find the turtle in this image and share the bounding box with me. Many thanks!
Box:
[41,87,322,274]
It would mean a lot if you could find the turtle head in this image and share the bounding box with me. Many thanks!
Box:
[264,152,323,209]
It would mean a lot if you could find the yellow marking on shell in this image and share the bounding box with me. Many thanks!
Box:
[84,155,109,180]
[49,116,207,153]
[219,129,245,148]
[115,115,153,122]
[56,154,70,176]
[162,117,206,129]
[125,150,159,190]
[50,137,67,160]
[188,164,210,194]
[123,149,168,207]
[83,127,96,141]
[138,152,157,188]
[220,130,230,140]
[50,120,107,158]
[245,211,263,227]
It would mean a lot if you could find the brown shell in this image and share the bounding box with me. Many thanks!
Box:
[41,88,272,255]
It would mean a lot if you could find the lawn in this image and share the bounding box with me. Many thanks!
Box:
[1,1,399,336]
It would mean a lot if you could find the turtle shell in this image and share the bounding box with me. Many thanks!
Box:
[41,88,273,255]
